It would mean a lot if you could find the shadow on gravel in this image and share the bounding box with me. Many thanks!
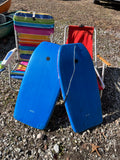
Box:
[95,2,120,11]
[45,93,70,132]
[102,67,120,125]
[46,67,120,132]
[0,33,15,61]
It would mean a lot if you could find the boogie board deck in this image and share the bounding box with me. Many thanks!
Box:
[58,43,103,133]
[14,42,60,129]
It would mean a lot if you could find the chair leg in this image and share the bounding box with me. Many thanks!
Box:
[100,90,103,98]
[8,64,19,92]
[102,63,105,81]
[94,67,105,89]
[8,64,11,87]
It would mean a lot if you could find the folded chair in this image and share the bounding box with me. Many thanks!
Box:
[1,11,54,91]
[64,25,111,96]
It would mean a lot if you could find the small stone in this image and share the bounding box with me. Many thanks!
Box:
[66,157,70,160]
[1,121,4,127]
[53,144,59,153]
[23,139,26,143]
[73,146,77,150]
[15,147,21,153]
[44,144,48,150]
[98,148,104,155]
[115,120,119,125]
[32,149,36,155]
[25,128,28,133]
[80,149,82,153]
[86,146,90,150]
[74,140,77,143]
[112,154,115,158]
[33,134,36,139]
[89,138,93,143]
[101,129,104,133]
[105,146,109,152]
[17,136,22,141]
[38,148,41,154]
[87,129,90,134]
[37,133,42,139]
[62,137,65,141]
[70,132,73,137]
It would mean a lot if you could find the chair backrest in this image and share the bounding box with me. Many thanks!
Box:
[65,25,94,60]
[13,11,54,62]
[64,25,105,91]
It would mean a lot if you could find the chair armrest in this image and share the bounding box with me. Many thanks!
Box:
[1,48,17,66]
[97,55,111,66]
[0,61,5,71]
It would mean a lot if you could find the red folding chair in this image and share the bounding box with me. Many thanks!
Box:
[64,25,111,96]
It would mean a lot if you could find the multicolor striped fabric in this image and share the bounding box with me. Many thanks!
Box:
[11,61,28,79]
[11,11,54,79]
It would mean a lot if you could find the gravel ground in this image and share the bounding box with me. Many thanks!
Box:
[0,0,120,160]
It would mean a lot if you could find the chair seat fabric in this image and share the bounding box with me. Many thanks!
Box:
[66,25,94,59]
[10,61,28,79]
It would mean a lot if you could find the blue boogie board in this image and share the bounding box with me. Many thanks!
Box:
[14,42,60,129]
[58,43,103,133]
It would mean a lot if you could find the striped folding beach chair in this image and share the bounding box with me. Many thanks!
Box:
[1,11,54,90]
